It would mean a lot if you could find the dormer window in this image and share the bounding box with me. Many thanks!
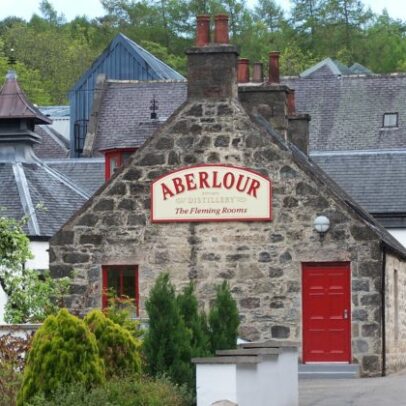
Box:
[104,148,137,180]
[383,113,398,128]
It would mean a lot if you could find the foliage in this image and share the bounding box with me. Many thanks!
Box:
[103,291,143,339]
[17,309,105,405]
[143,273,193,390]
[84,309,142,378]
[27,375,192,406]
[208,280,240,353]
[0,215,31,270]
[0,334,32,406]
[176,282,210,357]
[3,269,70,324]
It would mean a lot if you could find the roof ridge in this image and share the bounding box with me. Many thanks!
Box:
[12,163,41,235]
[34,158,90,199]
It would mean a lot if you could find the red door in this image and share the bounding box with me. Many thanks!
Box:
[302,262,351,362]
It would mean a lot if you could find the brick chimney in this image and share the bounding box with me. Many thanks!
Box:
[187,15,238,100]
[252,62,264,83]
[237,59,250,83]
[268,52,280,83]
[287,89,296,115]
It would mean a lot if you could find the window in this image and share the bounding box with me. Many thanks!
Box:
[104,148,137,180]
[102,265,139,318]
[383,113,398,128]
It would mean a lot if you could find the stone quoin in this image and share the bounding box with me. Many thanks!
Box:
[50,14,406,377]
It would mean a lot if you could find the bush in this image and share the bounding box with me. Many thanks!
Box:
[209,280,240,353]
[17,309,105,405]
[27,375,192,406]
[0,334,32,406]
[143,273,193,389]
[177,282,209,357]
[84,309,142,378]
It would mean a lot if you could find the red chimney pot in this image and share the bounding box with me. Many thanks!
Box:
[268,51,280,83]
[288,90,296,115]
[252,62,264,82]
[215,14,229,44]
[237,59,250,83]
[196,15,210,47]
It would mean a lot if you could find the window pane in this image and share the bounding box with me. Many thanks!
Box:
[107,269,120,297]
[110,157,120,173]
[122,268,136,299]
[383,113,398,127]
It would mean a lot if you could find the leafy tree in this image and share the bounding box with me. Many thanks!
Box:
[3,269,70,324]
[17,309,105,405]
[84,309,142,378]
[177,282,209,357]
[253,0,285,32]
[143,273,193,389]
[208,280,239,353]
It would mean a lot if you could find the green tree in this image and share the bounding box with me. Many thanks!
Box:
[3,269,70,323]
[17,309,105,405]
[208,280,239,353]
[84,309,142,378]
[253,0,285,32]
[143,273,193,389]
[177,282,209,357]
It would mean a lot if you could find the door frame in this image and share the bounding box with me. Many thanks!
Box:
[301,261,352,363]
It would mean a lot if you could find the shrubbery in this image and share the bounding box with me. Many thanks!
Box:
[27,375,191,406]
[84,309,142,378]
[17,309,105,405]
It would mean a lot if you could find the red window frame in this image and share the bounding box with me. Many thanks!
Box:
[102,265,139,317]
[104,148,137,181]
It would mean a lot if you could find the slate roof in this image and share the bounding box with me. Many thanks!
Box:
[0,160,90,237]
[282,73,406,151]
[93,80,187,153]
[33,126,69,159]
[255,115,406,258]
[45,158,105,196]
[311,151,406,215]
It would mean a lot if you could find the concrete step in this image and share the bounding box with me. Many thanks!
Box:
[299,363,360,379]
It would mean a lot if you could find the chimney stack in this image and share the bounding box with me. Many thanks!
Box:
[196,15,210,47]
[237,59,250,83]
[252,62,264,82]
[288,90,296,115]
[268,51,280,83]
[187,14,238,100]
[215,14,229,44]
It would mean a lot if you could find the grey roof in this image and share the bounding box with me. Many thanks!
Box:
[0,160,91,237]
[33,125,70,159]
[39,106,70,118]
[45,158,105,196]
[255,115,406,259]
[311,151,406,214]
[300,58,352,78]
[282,74,406,152]
[349,63,372,75]
[94,80,187,153]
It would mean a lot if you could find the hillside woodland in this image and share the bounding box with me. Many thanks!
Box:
[2,0,406,104]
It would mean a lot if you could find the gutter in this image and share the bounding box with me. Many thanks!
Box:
[381,244,386,377]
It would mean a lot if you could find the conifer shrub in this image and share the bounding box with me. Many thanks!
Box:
[177,282,209,357]
[84,309,142,377]
[143,273,193,389]
[208,280,240,353]
[17,309,104,405]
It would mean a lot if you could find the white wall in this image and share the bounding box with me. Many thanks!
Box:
[388,229,406,248]
[0,240,49,323]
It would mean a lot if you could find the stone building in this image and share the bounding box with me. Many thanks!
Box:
[50,15,406,377]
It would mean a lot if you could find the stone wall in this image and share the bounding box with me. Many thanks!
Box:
[385,252,406,373]
[50,82,387,375]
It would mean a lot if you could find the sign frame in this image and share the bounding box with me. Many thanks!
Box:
[150,164,272,223]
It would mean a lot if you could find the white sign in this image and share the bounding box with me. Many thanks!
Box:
[151,164,272,223]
